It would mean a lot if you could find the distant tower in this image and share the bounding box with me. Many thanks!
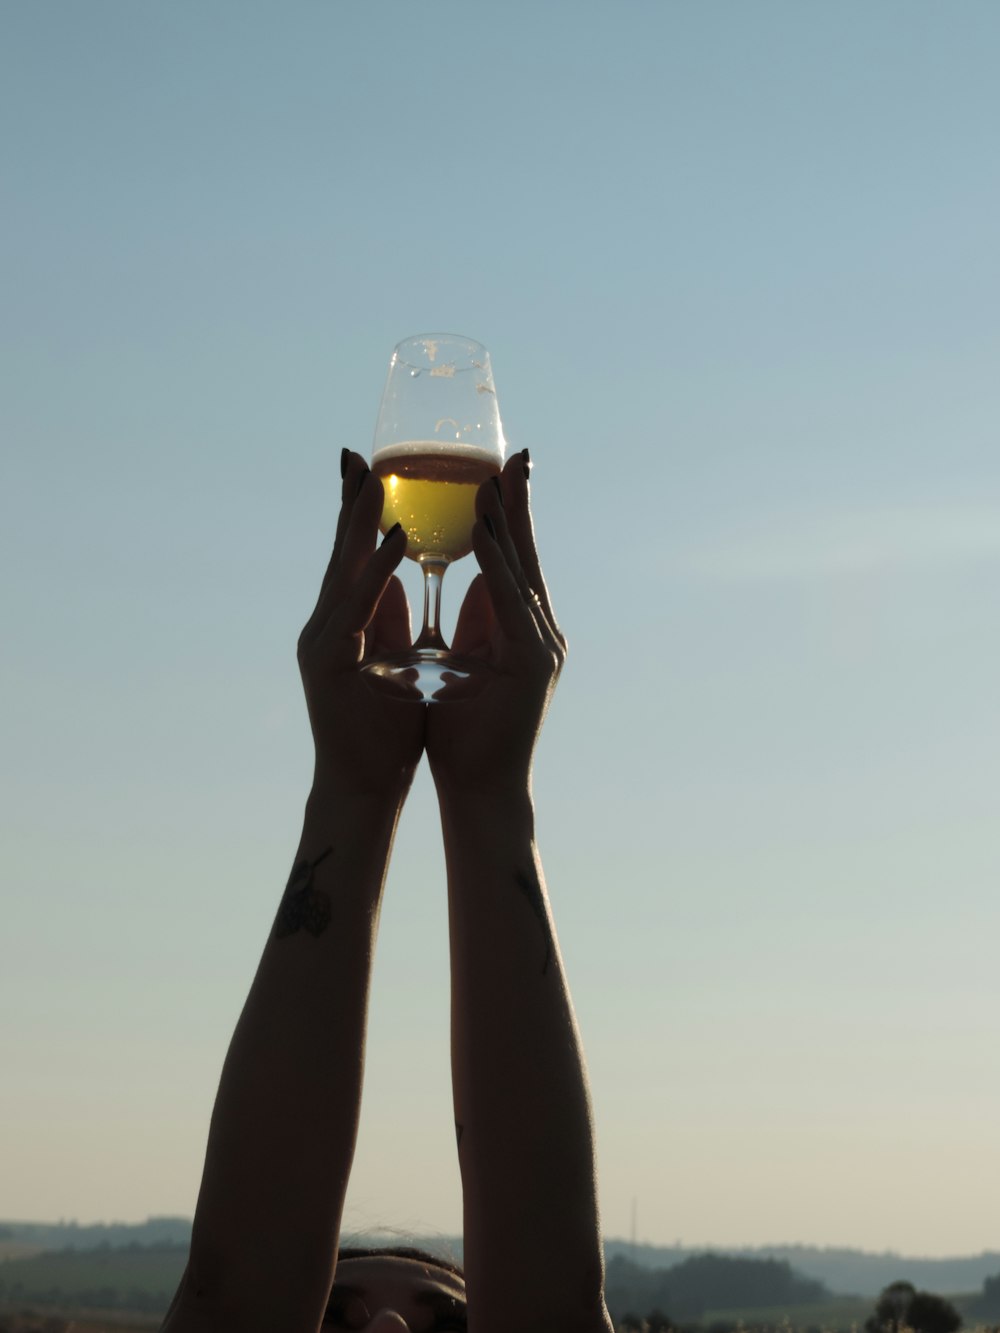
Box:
[631,1197,637,1251]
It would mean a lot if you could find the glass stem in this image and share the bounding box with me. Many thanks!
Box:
[414,558,449,652]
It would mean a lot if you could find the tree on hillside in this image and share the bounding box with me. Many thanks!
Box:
[868,1281,918,1333]
[605,1251,828,1324]
[972,1273,1000,1321]
[906,1292,962,1333]
[866,1281,961,1333]
[667,1253,826,1318]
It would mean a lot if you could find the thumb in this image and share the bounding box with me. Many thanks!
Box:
[333,524,408,637]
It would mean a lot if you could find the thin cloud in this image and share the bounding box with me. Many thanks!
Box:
[680,504,1000,584]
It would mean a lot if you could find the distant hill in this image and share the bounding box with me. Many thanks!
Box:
[3,1221,998,1306]
[0,1236,831,1325]
[604,1239,1000,1298]
[605,1252,828,1322]
[0,1218,191,1252]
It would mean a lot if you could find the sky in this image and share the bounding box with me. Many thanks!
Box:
[2,1,999,1259]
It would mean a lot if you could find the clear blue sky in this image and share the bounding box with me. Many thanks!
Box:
[3,1,999,1256]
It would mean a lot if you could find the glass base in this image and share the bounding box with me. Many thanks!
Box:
[362,648,493,703]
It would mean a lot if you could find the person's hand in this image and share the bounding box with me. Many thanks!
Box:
[425,451,566,803]
[297,450,424,801]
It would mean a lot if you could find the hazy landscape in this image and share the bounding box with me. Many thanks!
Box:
[3,1220,1000,1332]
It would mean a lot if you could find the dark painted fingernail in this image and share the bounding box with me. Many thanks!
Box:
[356,466,369,495]
[521,448,531,478]
[490,475,504,508]
[340,447,349,479]
[483,512,497,540]
[382,521,402,544]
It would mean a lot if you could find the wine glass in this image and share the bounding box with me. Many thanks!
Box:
[363,333,505,702]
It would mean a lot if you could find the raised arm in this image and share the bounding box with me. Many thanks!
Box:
[163,452,420,1333]
[426,454,614,1333]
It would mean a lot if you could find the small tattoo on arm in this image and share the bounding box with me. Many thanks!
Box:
[513,865,552,976]
[275,846,333,939]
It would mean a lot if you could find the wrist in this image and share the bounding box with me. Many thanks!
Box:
[301,780,409,851]
[309,763,416,818]
[435,778,536,840]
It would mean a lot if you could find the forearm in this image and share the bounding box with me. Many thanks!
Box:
[441,787,611,1332]
[169,783,407,1331]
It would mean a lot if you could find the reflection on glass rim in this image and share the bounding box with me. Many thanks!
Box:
[391,332,489,372]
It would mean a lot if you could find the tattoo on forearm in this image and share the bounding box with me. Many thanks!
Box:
[513,865,552,975]
[275,846,333,939]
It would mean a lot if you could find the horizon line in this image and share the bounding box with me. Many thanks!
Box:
[3,1217,998,1262]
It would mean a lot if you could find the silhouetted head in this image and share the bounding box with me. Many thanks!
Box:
[327,1246,466,1331]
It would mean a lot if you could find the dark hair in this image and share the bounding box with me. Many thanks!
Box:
[337,1244,465,1282]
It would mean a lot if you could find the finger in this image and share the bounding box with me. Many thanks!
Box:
[324,467,386,608]
[477,476,561,652]
[365,573,413,658]
[331,522,409,637]
[470,517,537,644]
[450,573,496,658]
[498,450,564,646]
[331,451,371,563]
[475,472,529,598]
[302,452,370,638]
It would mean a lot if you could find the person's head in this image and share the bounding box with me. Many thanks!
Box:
[326,1246,466,1332]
